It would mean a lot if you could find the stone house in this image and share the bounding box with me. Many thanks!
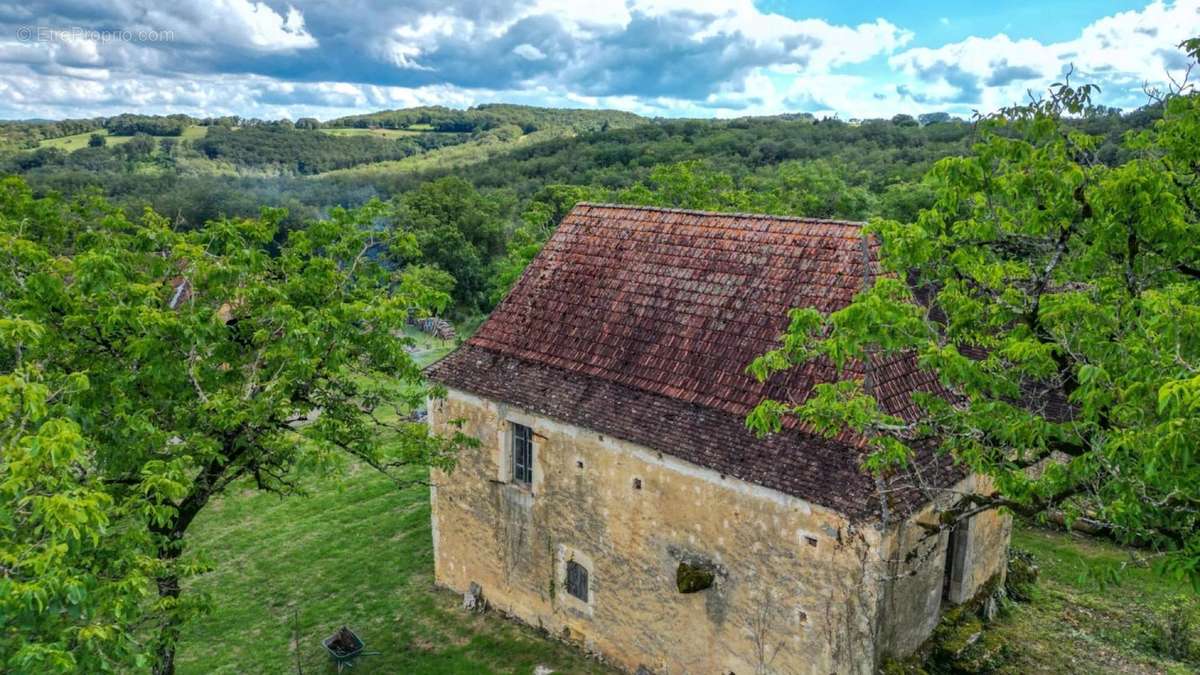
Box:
[425,204,1011,674]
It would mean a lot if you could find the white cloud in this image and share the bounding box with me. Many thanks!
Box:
[368,0,912,93]
[2,0,1199,120]
[512,43,547,61]
[0,68,485,120]
[889,0,1200,111]
[140,0,318,52]
[208,0,317,51]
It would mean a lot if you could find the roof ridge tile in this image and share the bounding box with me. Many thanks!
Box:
[574,202,867,227]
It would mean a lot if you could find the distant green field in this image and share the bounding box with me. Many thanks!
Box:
[38,130,130,151]
[320,127,424,139]
[37,125,207,151]
[322,128,568,178]
[179,125,208,141]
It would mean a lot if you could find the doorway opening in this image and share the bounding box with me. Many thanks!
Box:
[943,520,969,602]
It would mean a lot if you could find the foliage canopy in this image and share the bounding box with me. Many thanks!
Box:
[749,42,1200,588]
[0,179,469,672]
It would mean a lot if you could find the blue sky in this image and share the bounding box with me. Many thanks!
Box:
[761,1,1147,45]
[2,0,1198,120]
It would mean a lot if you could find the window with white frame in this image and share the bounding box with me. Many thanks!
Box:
[511,422,533,485]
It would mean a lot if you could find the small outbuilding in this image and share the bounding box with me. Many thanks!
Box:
[426,203,1010,674]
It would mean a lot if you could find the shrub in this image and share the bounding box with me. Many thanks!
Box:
[1004,547,1039,602]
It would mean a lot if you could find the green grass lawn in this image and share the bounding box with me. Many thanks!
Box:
[979,525,1198,674]
[176,465,616,675]
[402,326,456,366]
[175,328,610,674]
[36,125,208,151]
[37,130,131,151]
[179,125,208,142]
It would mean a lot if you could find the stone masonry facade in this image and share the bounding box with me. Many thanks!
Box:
[429,388,1010,674]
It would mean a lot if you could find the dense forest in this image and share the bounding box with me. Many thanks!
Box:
[193,126,466,174]
[0,101,1164,314]
[327,103,646,133]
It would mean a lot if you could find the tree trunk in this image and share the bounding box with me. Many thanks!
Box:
[153,547,183,675]
[149,440,243,674]
[150,491,209,675]
[153,643,176,675]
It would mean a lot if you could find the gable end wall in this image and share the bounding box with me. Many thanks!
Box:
[430,387,914,673]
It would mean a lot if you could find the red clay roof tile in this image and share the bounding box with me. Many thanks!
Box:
[427,203,960,519]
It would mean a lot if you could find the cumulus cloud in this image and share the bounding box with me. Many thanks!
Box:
[889,1,1200,112]
[0,0,1198,120]
[188,0,317,51]
[0,0,916,117]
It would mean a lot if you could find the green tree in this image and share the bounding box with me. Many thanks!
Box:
[392,177,506,311]
[613,160,875,220]
[0,180,470,673]
[618,160,751,211]
[918,112,952,126]
[87,133,106,148]
[748,42,1200,587]
[878,180,936,222]
[1,358,155,673]
[754,160,876,220]
[486,184,607,307]
[120,134,156,161]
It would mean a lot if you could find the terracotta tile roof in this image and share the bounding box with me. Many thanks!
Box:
[428,203,961,520]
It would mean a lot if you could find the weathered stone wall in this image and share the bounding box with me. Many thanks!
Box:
[430,388,898,673]
[874,474,1012,658]
[950,476,1012,603]
[874,500,949,658]
[428,388,1008,673]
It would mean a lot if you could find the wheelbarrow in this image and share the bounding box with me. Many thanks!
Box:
[322,626,379,672]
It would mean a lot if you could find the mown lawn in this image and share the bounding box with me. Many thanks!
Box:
[981,525,1198,674]
[37,126,208,151]
[176,465,615,674]
[179,125,208,142]
[37,130,132,151]
[176,329,612,674]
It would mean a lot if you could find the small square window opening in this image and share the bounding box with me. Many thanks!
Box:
[565,560,589,602]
